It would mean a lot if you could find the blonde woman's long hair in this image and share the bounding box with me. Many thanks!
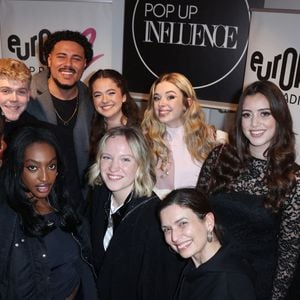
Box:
[88,126,156,198]
[141,72,216,173]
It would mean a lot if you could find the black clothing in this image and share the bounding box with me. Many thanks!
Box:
[0,200,98,300]
[3,111,40,144]
[43,212,81,299]
[197,145,300,300]
[210,192,279,300]
[175,244,256,300]
[3,110,84,209]
[90,185,185,300]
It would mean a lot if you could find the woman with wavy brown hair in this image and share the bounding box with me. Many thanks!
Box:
[89,69,141,162]
[197,80,300,300]
[142,72,226,199]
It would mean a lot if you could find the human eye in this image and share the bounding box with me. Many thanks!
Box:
[121,156,132,163]
[153,94,161,101]
[178,220,188,228]
[72,56,83,62]
[167,94,176,100]
[48,163,57,170]
[162,226,171,234]
[26,165,38,172]
[56,54,66,59]
[16,88,28,96]
[260,110,272,117]
[241,111,251,118]
[101,154,111,160]
[0,88,12,95]
[93,92,102,98]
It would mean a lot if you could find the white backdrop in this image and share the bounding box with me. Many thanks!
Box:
[244,9,300,162]
[0,0,115,81]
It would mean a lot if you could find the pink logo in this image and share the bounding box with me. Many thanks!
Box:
[82,28,104,67]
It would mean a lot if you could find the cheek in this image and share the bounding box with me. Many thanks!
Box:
[50,173,58,182]
[93,97,101,107]
[100,162,107,174]
[126,165,138,180]
[21,173,33,187]
[241,119,249,133]
[20,96,30,104]
[164,233,173,246]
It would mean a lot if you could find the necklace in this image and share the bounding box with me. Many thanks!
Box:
[53,96,79,126]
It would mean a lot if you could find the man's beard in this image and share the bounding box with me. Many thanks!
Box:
[53,77,77,90]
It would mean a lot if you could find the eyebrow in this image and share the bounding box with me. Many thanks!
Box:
[162,217,187,227]
[24,157,57,164]
[242,108,271,111]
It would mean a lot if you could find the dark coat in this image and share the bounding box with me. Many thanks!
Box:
[0,198,98,300]
[90,185,185,300]
[175,244,256,300]
[27,69,93,183]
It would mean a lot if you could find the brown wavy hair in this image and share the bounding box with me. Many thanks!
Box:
[209,81,298,211]
[88,69,141,162]
[141,72,216,172]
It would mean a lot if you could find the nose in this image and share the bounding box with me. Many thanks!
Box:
[11,91,18,101]
[251,114,259,127]
[38,168,49,182]
[157,97,167,106]
[109,158,120,172]
[170,228,180,243]
[64,56,73,67]
[102,94,109,103]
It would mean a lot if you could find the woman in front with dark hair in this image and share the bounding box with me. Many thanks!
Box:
[197,81,300,300]
[88,69,141,162]
[158,188,256,300]
[0,126,98,299]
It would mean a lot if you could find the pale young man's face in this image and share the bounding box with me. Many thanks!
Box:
[0,78,30,121]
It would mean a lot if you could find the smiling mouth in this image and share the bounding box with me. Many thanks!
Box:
[5,105,21,110]
[250,130,265,137]
[101,104,113,110]
[158,110,171,116]
[107,174,123,181]
[175,240,192,251]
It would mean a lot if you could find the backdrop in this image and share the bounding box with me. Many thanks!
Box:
[0,0,113,81]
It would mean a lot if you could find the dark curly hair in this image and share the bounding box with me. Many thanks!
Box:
[43,30,93,66]
[0,126,81,237]
[207,81,298,211]
[88,69,141,162]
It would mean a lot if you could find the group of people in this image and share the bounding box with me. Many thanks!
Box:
[0,29,299,300]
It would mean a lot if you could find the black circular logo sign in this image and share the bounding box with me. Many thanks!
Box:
[132,0,250,88]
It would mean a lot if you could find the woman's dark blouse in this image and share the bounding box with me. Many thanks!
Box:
[197,146,300,300]
[175,244,256,300]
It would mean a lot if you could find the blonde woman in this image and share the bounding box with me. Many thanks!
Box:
[142,72,226,198]
[87,126,184,300]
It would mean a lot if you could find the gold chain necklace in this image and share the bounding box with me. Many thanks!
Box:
[54,96,79,126]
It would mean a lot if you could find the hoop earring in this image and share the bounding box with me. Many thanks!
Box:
[207,231,213,243]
